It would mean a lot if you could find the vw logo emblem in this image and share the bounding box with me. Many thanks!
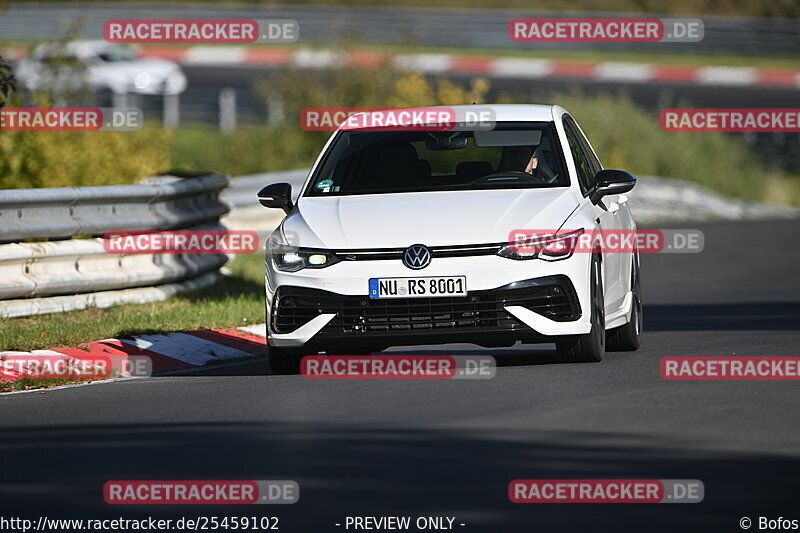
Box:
[403,244,432,270]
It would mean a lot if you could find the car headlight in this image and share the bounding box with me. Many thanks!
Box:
[133,72,151,90]
[497,229,585,262]
[267,231,339,272]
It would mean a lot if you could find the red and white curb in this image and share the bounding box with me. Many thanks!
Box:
[133,46,800,89]
[7,45,798,89]
[0,323,268,384]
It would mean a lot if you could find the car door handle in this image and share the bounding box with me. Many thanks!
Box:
[618,194,629,205]
[608,202,620,213]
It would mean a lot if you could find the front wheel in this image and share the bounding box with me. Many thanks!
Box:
[556,254,605,362]
[606,253,642,351]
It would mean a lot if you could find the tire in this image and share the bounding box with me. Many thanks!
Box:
[606,253,643,352]
[556,254,605,362]
[268,346,307,375]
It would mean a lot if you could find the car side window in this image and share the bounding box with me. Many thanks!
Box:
[570,119,602,176]
[563,119,594,193]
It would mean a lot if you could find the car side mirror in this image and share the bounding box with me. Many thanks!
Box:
[257,182,294,214]
[589,170,636,205]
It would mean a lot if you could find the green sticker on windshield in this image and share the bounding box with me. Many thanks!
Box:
[317,179,334,189]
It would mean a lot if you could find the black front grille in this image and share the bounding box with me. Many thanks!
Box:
[272,276,580,335]
[333,243,504,262]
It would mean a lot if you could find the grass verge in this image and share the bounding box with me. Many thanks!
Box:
[0,253,266,353]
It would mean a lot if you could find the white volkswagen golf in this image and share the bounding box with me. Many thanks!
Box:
[259,105,642,373]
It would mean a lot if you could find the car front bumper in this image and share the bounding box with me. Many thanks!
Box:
[265,253,593,349]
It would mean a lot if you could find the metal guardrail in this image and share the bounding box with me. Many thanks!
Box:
[0,173,229,242]
[0,3,798,56]
[220,169,308,236]
[224,169,308,209]
[0,174,231,318]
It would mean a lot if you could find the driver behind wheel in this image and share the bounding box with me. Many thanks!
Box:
[497,145,538,175]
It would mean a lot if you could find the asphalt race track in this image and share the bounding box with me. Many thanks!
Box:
[1,220,799,532]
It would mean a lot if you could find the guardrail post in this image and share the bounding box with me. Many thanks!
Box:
[267,95,285,126]
[112,91,128,112]
[219,87,237,134]
[163,93,180,129]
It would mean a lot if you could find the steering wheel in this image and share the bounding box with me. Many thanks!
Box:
[469,170,549,185]
[536,164,560,184]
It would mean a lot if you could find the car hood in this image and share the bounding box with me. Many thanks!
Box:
[92,59,181,79]
[284,188,578,248]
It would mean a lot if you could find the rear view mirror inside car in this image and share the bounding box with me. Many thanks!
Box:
[425,133,468,150]
[474,129,542,147]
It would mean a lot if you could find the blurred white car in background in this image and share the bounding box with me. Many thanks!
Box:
[15,40,186,97]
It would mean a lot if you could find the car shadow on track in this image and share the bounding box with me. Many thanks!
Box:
[1,421,797,532]
[384,346,566,367]
[644,301,800,331]
[165,345,572,378]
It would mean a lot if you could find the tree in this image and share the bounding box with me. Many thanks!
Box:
[0,55,15,109]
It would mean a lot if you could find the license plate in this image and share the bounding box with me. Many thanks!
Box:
[369,276,467,299]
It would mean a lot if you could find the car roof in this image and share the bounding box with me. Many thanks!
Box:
[436,104,559,122]
[336,104,565,131]
[33,40,130,57]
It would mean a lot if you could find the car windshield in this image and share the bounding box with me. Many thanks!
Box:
[305,122,568,196]
[96,45,137,62]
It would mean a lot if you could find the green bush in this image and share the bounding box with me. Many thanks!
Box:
[171,65,798,206]
[171,123,316,177]
[171,66,490,176]
[0,45,172,189]
[0,54,14,109]
[0,127,173,189]
[534,92,800,206]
